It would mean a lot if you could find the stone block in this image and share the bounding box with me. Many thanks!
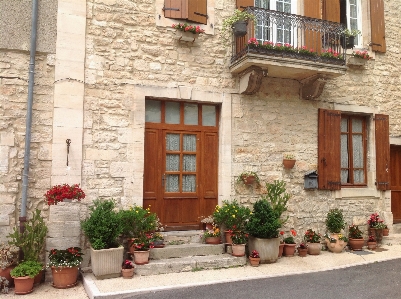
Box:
[49,204,81,222]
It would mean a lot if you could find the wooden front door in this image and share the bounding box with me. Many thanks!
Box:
[390,145,401,223]
[144,100,219,230]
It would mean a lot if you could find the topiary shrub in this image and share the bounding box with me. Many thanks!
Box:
[246,199,281,239]
[325,208,345,233]
[81,199,122,250]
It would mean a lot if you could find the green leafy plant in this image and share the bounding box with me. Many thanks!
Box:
[283,230,296,244]
[348,225,363,239]
[212,200,251,231]
[283,153,295,159]
[325,208,345,233]
[343,28,361,37]
[304,229,321,243]
[338,234,348,242]
[10,260,42,278]
[261,180,290,225]
[246,199,281,239]
[81,199,123,250]
[118,205,158,238]
[221,9,256,44]
[8,209,47,262]
[229,230,248,245]
[47,247,83,268]
[203,226,221,238]
[130,233,154,251]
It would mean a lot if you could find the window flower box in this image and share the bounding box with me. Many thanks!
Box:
[175,31,199,42]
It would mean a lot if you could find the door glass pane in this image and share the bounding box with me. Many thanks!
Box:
[166,175,179,192]
[166,134,180,151]
[352,118,362,133]
[341,118,348,132]
[341,170,349,184]
[145,100,161,123]
[183,134,196,151]
[202,105,216,126]
[184,103,198,125]
[353,135,363,168]
[183,155,196,171]
[166,154,180,171]
[182,175,196,192]
[165,102,180,124]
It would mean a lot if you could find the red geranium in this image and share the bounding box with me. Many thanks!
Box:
[45,183,85,205]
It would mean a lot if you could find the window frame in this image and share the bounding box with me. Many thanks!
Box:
[340,114,368,187]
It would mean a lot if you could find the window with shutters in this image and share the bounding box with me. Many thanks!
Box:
[163,0,208,25]
[340,0,362,47]
[318,109,390,191]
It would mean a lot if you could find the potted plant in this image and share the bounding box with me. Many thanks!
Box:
[283,153,296,169]
[7,209,47,284]
[45,183,85,205]
[348,50,372,66]
[325,208,347,253]
[151,232,165,248]
[212,200,252,243]
[229,231,248,257]
[10,260,42,294]
[297,242,308,257]
[47,247,83,288]
[236,171,260,186]
[278,231,285,258]
[121,260,134,279]
[303,229,322,255]
[283,230,297,257]
[0,243,19,290]
[261,180,290,225]
[367,213,385,243]
[221,9,256,43]
[342,28,361,49]
[172,23,205,42]
[248,250,260,267]
[367,235,377,250]
[203,226,221,244]
[348,224,364,251]
[200,215,214,230]
[119,205,158,240]
[383,225,389,236]
[81,199,124,278]
[130,233,154,265]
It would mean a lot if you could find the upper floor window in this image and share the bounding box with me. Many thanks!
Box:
[163,0,207,24]
[340,0,362,47]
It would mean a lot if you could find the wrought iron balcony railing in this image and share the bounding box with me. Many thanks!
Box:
[231,7,347,66]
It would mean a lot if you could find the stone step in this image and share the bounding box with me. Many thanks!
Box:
[391,224,401,234]
[161,230,205,244]
[134,254,246,276]
[149,243,225,260]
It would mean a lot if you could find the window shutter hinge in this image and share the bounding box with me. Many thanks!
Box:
[194,11,208,18]
[163,6,180,11]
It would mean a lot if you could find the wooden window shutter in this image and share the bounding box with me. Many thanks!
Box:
[303,0,321,53]
[318,109,341,190]
[304,0,321,19]
[322,0,340,22]
[370,0,386,52]
[375,114,390,190]
[188,0,207,24]
[236,0,254,10]
[164,0,185,20]
[201,132,218,218]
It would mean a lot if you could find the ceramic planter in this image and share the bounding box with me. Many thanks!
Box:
[248,236,279,264]
[232,244,246,257]
[13,276,34,295]
[121,268,134,279]
[348,238,365,251]
[307,242,321,255]
[175,31,199,42]
[233,20,248,37]
[249,256,260,266]
[283,159,296,169]
[283,244,296,256]
[298,248,308,257]
[326,234,347,253]
[133,250,150,265]
[90,246,124,278]
[205,236,221,244]
[51,266,78,289]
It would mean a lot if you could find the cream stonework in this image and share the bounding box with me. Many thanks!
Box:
[0,0,400,252]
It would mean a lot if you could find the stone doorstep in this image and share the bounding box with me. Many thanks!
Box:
[150,243,225,260]
[134,254,247,276]
[162,230,205,244]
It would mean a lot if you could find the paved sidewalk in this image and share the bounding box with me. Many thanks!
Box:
[4,234,401,299]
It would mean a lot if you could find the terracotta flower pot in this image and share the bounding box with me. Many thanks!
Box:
[349,238,365,251]
[51,266,79,289]
[283,244,296,257]
[298,248,308,257]
[283,159,296,169]
[224,231,233,244]
[278,243,284,258]
[249,256,260,267]
[133,250,150,265]
[121,268,134,279]
[367,241,377,250]
[232,244,246,257]
[0,265,15,287]
[13,276,34,295]
[205,236,221,244]
[307,242,321,255]
[383,228,389,236]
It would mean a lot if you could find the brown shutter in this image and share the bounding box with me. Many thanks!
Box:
[188,0,207,24]
[304,0,322,53]
[164,0,185,19]
[236,0,254,10]
[370,0,386,52]
[318,109,341,190]
[375,114,390,190]
[201,132,218,222]
[322,0,340,22]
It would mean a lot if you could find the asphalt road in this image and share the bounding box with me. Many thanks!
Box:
[130,258,401,299]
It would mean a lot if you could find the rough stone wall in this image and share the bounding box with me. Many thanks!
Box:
[0,51,55,242]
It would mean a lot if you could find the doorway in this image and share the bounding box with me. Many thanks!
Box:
[390,145,401,223]
[143,99,219,230]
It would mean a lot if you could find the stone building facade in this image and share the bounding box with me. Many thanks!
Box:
[1,0,400,253]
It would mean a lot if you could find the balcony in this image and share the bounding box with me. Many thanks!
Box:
[229,7,348,99]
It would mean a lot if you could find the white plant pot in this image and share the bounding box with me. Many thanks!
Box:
[90,246,124,278]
